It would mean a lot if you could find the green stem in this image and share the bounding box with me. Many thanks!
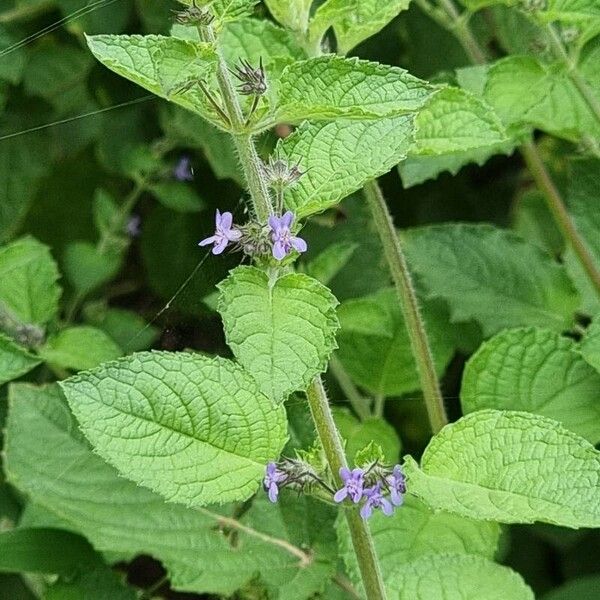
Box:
[436,0,487,64]
[428,0,600,299]
[306,377,388,600]
[205,23,387,599]
[202,25,272,222]
[363,180,447,434]
[521,140,600,295]
[373,394,385,418]
[330,355,371,421]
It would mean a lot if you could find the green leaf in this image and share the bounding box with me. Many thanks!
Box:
[462,327,600,443]
[310,0,411,53]
[273,56,434,124]
[405,409,600,527]
[580,315,600,373]
[401,223,579,336]
[337,495,501,591]
[0,237,61,328]
[86,34,221,126]
[59,352,287,506]
[264,0,313,32]
[280,116,414,217]
[543,575,600,600]
[386,554,534,600]
[304,241,358,285]
[63,241,124,296]
[217,266,339,402]
[564,158,600,316]
[399,87,515,187]
[3,384,326,597]
[148,182,205,213]
[333,408,402,462]
[40,326,123,371]
[484,55,600,142]
[46,565,136,600]
[336,288,455,396]
[0,26,26,85]
[0,333,40,386]
[177,0,259,25]
[0,528,97,575]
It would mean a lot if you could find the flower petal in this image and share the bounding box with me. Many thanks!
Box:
[272,241,287,260]
[198,235,216,247]
[268,215,281,231]
[291,236,307,253]
[390,489,404,506]
[281,211,294,228]
[226,228,243,241]
[215,209,222,227]
[213,238,228,255]
[360,502,373,520]
[339,467,351,481]
[381,498,394,516]
[220,211,233,230]
[268,483,279,503]
[333,488,348,503]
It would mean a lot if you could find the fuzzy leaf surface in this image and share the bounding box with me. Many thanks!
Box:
[280,116,414,217]
[86,35,221,125]
[4,384,327,597]
[218,266,339,402]
[401,223,579,336]
[0,333,40,386]
[273,56,434,123]
[462,327,600,443]
[580,316,600,373]
[60,352,287,506]
[406,409,600,527]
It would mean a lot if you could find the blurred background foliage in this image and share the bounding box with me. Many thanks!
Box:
[0,0,599,598]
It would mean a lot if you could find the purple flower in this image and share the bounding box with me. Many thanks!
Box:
[333,467,364,504]
[360,483,394,520]
[263,462,286,503]
[268,211,307,260]
[173,156,194,181]
[386,465,406,506]
[198,209,242,255]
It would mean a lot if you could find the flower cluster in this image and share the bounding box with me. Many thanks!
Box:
[198,209,307,260]
[262,460,406,520]
[333,464,406,519]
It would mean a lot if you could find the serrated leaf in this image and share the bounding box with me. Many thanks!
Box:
[0,237,61,328]
[40,326,123,371]
[401,223,579,336]
[280,116,414,217]
[86,34,221,126]
[386,554,534,600]
[336,288,455,396]
[178,0,259,25]
[399,87,516,186]
[580,315,600,373]
[337,495,501,592]
[484,55,600,142]
[272,56,434,124]
[0,333,40,386]
[217,266,339,402]
[462,327,600,443]
[3,383,327,597]
[264,0,313,32]
[59,352,287,506]
[405,409,600,527]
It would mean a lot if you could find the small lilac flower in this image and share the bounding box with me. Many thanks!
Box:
[386,465,406,506]
[333,467,365,504]
[360,483,394,520]
[268,211,307,260]
[263,462,287,503]
[173,156,194,181]
[125,214,141,237]
[198,209,242,255]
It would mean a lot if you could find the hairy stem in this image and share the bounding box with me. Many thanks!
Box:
[429,0,600,298]
[306,377,388,600]
[363,181,447,433]
[197,507,312,567]
[521,140,600,295]
[330,355,371,420]
[205,24,387,599]
[436,0,487,64]
[202,25,272,222]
